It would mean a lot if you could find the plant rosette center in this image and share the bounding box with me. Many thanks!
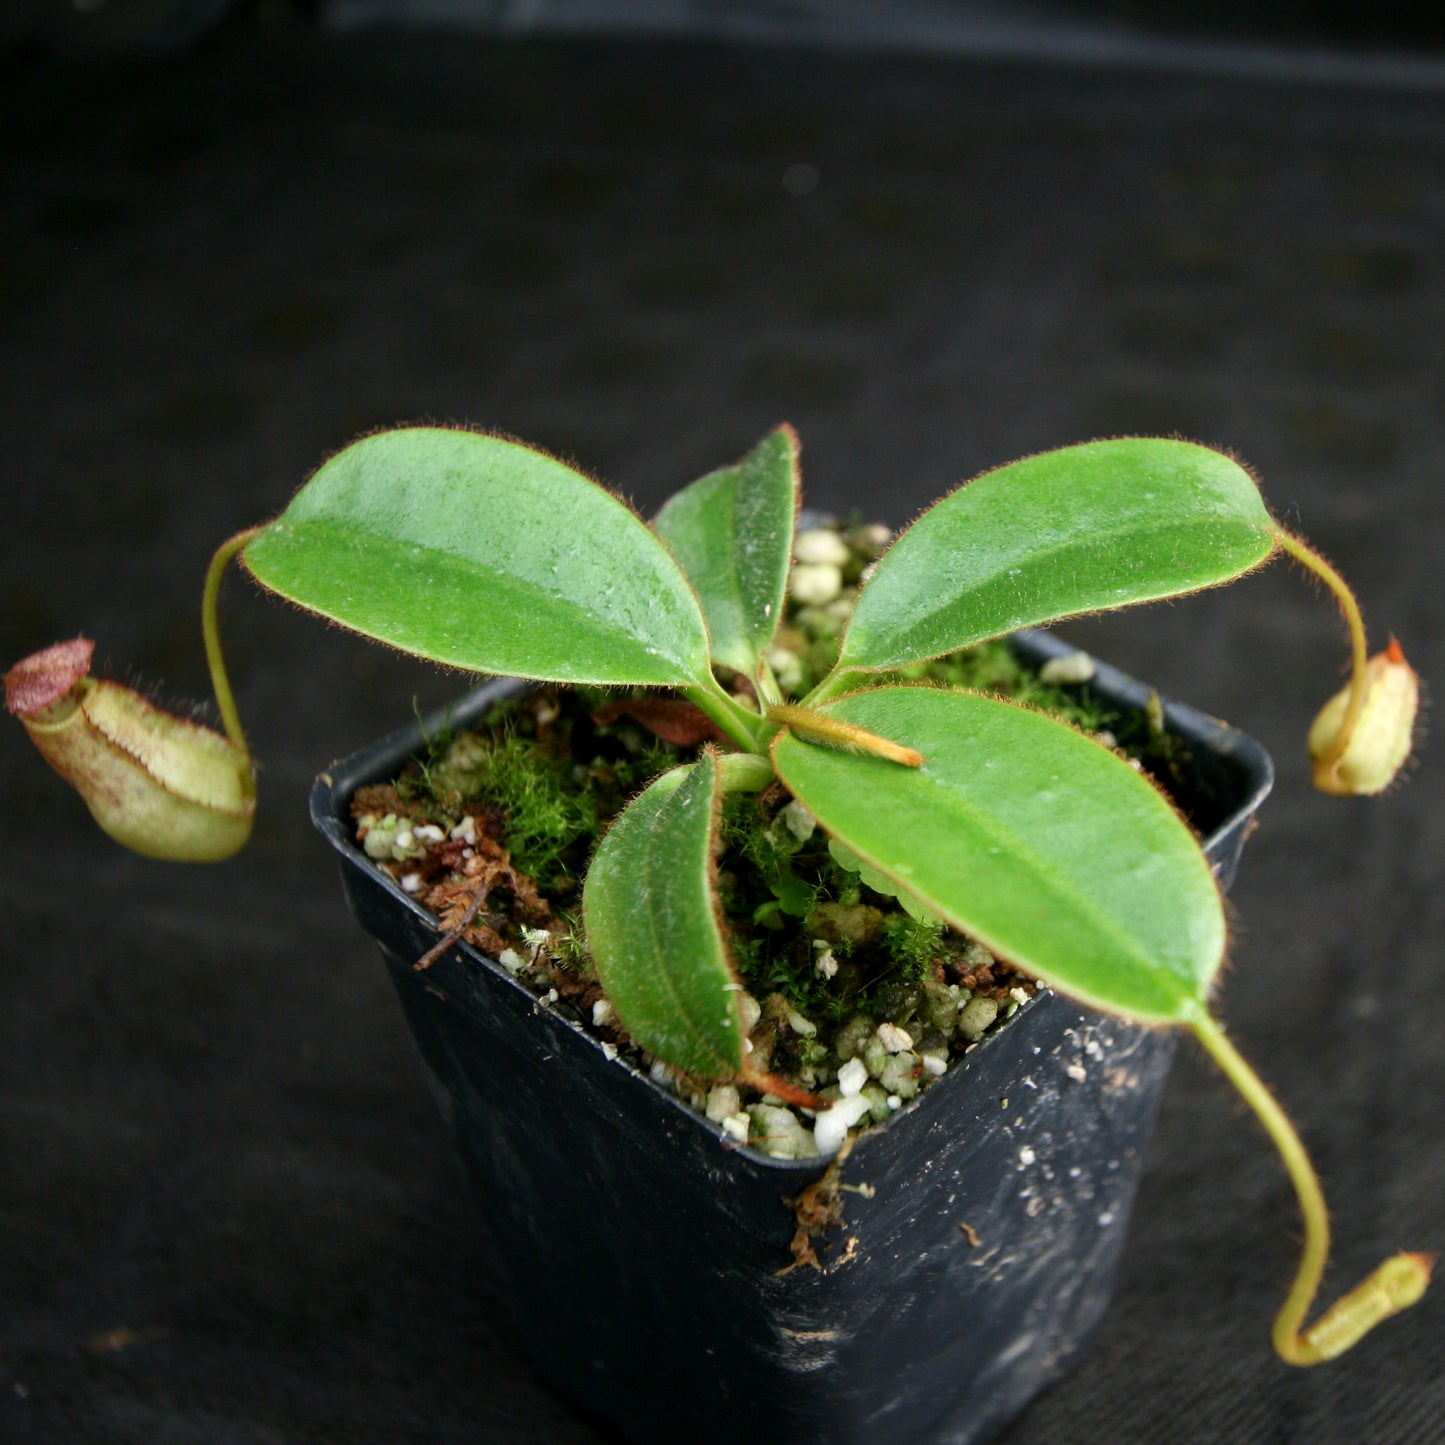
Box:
[350,520,1170,1162]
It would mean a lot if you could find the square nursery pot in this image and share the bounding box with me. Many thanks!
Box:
[311,629,1273,1445]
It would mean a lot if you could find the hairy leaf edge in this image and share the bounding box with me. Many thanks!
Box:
[242,424,723,689]
[650,423,802,678]
[829,435,1283,681]
[772,682,1229,1026]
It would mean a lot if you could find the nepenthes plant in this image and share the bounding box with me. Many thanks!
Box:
[5,425,1429,1366]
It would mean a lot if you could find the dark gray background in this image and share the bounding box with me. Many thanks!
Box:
[2,14,1442,1443]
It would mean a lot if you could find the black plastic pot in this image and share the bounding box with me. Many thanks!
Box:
[311,630,1273,1445]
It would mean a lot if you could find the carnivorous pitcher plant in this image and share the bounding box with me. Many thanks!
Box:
[7,426,1428,1366]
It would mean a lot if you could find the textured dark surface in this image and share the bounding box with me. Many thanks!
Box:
[2,22,1442,1445]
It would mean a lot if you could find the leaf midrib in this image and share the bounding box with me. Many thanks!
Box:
[774,708,1216,1017]
[847,511,1269,664]
[256,518,704,680]
[610,765,741,1077]
[933,760,1198,995]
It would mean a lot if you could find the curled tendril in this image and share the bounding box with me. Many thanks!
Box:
[1191,1013,1431,1366]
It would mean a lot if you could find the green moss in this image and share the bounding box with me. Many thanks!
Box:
[879,912,947,983]
[431,725,596,884]
[551,910,595,978]
[712,787,980,1028]
[402,689,689,889]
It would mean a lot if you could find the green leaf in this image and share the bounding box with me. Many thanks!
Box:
[834,438,1276,675]
[244,428,714,688]
[583,753,745,1078]
[652,426,799,676]
[770,869,815,918]
[827,837,939,924]
[773,686,1225,1023]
